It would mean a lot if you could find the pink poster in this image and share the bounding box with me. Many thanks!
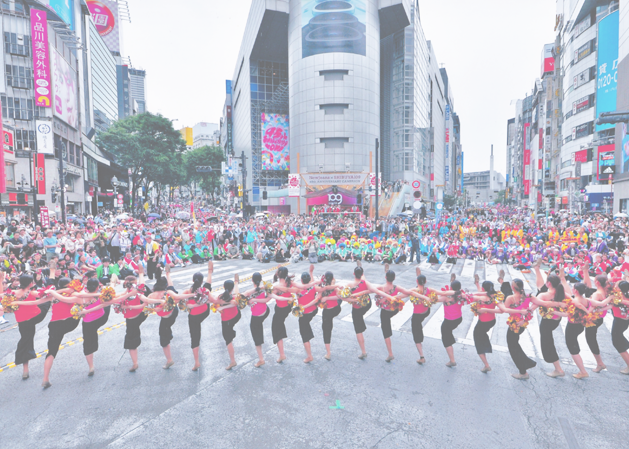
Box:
[261,113,290,170]
[30,9,52,108]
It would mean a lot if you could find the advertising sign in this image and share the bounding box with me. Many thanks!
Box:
[36,120,54,155]
[574,41,592,63]
[34,153,46,194]
[596,11,619,132]
[261,113,289,170]
[573,67,591,90]
[304,172,368,186]
[3,128,13,156]
[86,0,120,53]
[301,0,366,58]
[574,149,588,163]
[622,123,629,174]
[573,96,590,115]
[0,97,4,193]
[542,43,555,75]
[288,174,300,197]
[39,206,50,227]
[597,144,615,181]
[30,9,52,108]
[574,122,590,140]
[368,172,381,196]
[51,48,79,129]
[46,0,74,30]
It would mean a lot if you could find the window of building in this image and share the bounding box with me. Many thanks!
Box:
[6,64,33,89]
[3,33,29,56]
[14,129,35,151]
[4,163,14,187]
[1,95,37,120]
[65,176,74,192]
[87,157,98,182]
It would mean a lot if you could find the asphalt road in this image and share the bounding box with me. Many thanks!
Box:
[0,258,627,448]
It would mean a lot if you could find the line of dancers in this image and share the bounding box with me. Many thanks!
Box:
[2,259,629,389]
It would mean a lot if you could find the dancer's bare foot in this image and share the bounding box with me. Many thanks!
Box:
[303,356,313,364]
[254,360,265,368]
[129,364,139,372]
[225,361,237,370]
[277,355,286,363]
[593,364,606,373]
[163,360,175,370]
[192,364,201,371]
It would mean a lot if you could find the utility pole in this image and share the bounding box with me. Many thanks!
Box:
[239,151,248,219]
[375,138,379,233]
[58,142,67,224]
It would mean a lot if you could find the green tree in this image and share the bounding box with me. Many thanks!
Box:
[96,112,186,209]
[443,193,457,209]
[183,145,225,200]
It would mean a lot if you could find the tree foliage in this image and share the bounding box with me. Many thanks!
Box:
[182,145,225,199]
[96,112,186,207]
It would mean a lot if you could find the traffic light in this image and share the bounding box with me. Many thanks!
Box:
[356,193,362,205]
[17,193,26,204]
[238,185,243,197]
[262,191,268,200]
[51,191,57,203]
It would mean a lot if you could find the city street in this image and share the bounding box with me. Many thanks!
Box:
[1,259,627,449]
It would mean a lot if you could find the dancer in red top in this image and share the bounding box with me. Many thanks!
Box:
[470,280,503,373]
[344,265,394,360]
[372,270,414,362]
[182,261,214,371]
[208,275,240,370]
[243,272,271,367]
[5,273,52,380]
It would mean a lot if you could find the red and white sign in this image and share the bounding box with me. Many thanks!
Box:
[30,9,52,108]
[39,206,50,227]
[34,153,46,194]
[0,97,4,193]
[288,173,300,197]
[411,180,421,190]
[369,173,381,196]
[542,44,555,74]
[117,193,123,207]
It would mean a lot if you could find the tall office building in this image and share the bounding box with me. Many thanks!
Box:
[128,68,147,114]
[225,0,458,213]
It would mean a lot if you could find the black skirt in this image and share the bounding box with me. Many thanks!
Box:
[271,305,291,344]
[222,310,241,346]
[82,306,111,356]
[298,309,318,343]
[124,313,147,350]
[250,307,270,347]
[158,307,179,348]
[441,317,462,347]
[351,301,372,334]
[188,307,211,349]
[411,311,430,344]
[47,317,81,359]
[507,327,537,374]
[14,304,50,366]
[473,319,496,355]
[380,309,399,339]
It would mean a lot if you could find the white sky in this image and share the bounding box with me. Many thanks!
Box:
[123,0,556,175]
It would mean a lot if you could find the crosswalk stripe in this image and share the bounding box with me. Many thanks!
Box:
[422,304,444,340]
[604,312,613,333]
[484,263,500,283]
[525,315,543,359]
[390,300,415,331]
[167,264,237,281]
[438,263,453,273]
[461,259,475,278]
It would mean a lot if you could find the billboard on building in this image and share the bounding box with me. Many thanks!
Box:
[301,0,366,58]
[30,9,52,108]
[541,44,555,75]
[622,123,629,174]
[180,127,193,146]
[86,0,120,53]
[596,11,619,132]
[261,113,289,170]
[45,0,74,30]
[36,120,54,155]
[51,48,79,129]
[597,144,615,181]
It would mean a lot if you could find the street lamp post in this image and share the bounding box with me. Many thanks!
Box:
[111,175,120,210]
